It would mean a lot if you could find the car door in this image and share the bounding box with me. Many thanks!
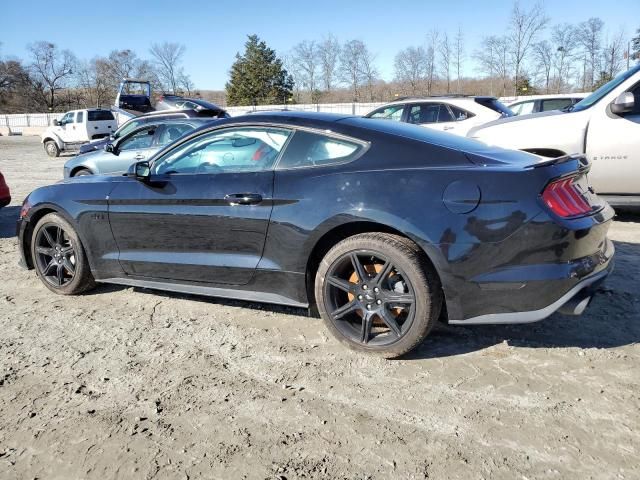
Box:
[67,111,86,142]
[56,112,75,142]
[108,126,159,174]
[587,81,640,195]
[107,125,292,285]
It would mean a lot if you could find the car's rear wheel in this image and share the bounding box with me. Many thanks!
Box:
[31,213,95,295]
[44,141,60,158]
[315,233,442,358]
[73,168,92,177]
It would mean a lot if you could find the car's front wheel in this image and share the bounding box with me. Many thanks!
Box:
[31,213,95,295]
[44,140,60,158]
[73,168,92,177]
[315,233,442,358]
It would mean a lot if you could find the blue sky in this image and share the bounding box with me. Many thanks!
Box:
[1,0,637,90]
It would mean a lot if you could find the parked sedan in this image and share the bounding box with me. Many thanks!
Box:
[18,112,614,358]
[63,118,215,178]
[156,95,229,118]
[78,110,208,154]
[507,94,589,115]
[364,96,513,136]
[0,171,10,207]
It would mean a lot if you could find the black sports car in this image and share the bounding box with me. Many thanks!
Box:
[17,112,614,357]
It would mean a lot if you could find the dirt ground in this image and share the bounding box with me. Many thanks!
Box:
[0,135,638,480]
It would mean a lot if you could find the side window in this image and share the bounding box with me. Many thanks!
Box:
[510,103,523,115]
[153,127,291,175]
[157,123,195,146]
[628,82,640,114]
[277,130,362,169]
[76,111,84,123]
[115,119,145,139]
[367,105,404,121]
[448,105,474,121]
[437,104,455,123]
[119,128,156,151]
[541,98,573,112]
[517,101,535,115]
[60,112,74,124]
[408,104,439,124]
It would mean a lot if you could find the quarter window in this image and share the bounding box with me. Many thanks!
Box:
[153,127,291,175]
[76,111,84,123]
[448,105,473,121]
[277,130,362,169]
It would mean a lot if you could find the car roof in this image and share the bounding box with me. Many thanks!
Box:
[383,95,496,105]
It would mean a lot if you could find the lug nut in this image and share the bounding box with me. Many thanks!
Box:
[362,285,368,290]
[357,295,363,300]
[376,299,382,305]
[374,287,379,293]
[366,304,371,310]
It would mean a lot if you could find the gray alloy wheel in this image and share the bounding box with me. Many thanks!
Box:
[73,169,92,177]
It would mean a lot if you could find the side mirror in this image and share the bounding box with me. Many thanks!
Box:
[105,143,120,156]
[610,92,635,115]
[129,160,151,181]
[53,119,60,126]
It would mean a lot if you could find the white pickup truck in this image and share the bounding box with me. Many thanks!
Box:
[469,64,640,207]
[41,109,117,157]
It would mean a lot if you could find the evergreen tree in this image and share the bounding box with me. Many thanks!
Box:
[226,35,294,106]
[632,27,640,62]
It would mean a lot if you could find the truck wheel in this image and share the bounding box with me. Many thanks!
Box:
[44,141,60,158]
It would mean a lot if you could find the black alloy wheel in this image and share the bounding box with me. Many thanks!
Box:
[324,250,416,346]
[316,233,441,358]
[31,213,96,295]
[34,223,77,287]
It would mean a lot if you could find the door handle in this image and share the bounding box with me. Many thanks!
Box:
[134,154,145,160]
[443,126,454,130]
[224,193,263,205]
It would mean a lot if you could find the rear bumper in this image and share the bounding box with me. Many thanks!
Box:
[449,238,614,325]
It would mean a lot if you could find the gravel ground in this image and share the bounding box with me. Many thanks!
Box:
[0,136,638,480]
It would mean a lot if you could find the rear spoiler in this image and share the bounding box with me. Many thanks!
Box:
[528,153,590,171]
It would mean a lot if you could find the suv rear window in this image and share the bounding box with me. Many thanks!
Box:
[474,98,513,117]
[88,110,115,121]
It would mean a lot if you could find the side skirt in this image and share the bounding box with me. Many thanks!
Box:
[97,276,309,309]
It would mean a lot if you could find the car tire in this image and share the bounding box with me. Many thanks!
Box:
[315,233,442,358]
[73,169,92,177]
[31,213,96,295]
[44,140,60,158]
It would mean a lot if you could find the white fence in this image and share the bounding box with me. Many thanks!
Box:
[2,112,64,128]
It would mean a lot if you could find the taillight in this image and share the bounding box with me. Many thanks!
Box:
[542,176,592,218]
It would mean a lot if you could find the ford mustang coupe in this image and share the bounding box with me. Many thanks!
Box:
[17,112,614,358]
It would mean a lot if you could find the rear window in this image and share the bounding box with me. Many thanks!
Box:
[88,110,115,121]
[474,98,513,117]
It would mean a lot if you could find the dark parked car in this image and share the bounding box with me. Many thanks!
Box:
[0,171,10,207]
[78,110,211,154]
[17,112,614,358]
[156,95,229,118]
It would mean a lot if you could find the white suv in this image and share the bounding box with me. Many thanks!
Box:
[363,96,514,136]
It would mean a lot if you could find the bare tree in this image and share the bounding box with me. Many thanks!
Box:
[453,27,464,92]
[475,36,510,96]
[359,45,378,101]
[103,49,155,89]
[150,42,188,94]
[439,32,452,93]
[602,30,625,79]
[27,41,76,111]
[551,24,577,93]
[318,34,340,91]
[339,39,367,101]
[508,1,548,95]
[394,46,427,94]
[577,17,604,89]
[75,58,111,107]
[292,40,319,102]
[426,30,439,95]
[533,40,553,92]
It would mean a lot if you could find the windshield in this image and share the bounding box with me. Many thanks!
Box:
[571,64,640,112]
